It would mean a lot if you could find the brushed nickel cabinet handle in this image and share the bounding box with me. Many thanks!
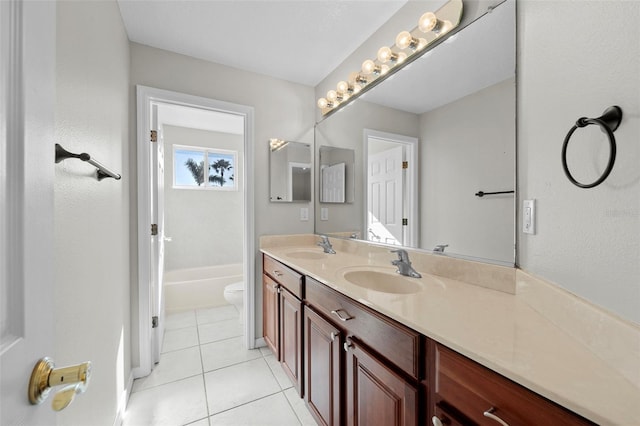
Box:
[331,309,353,322]
[273,270,284,277]
[432,416,444,426]
[483,408,509,426]
[343,340,354,352]
[330,331,339,341]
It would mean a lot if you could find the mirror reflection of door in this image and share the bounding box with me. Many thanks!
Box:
[368,145,403,245]
[365,131,418,247]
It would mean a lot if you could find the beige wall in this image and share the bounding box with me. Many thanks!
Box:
[129,43,316,341]
[55,1,131,424]
[163,125,244,271]
[518,1,640,324]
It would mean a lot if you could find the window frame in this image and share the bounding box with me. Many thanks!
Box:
[172,144,238,191]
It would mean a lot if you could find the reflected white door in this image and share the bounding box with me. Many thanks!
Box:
[367,146,404,245]
[150,106,165,364]
[1,0,56,423]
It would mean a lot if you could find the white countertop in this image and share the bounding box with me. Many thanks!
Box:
[260,235,640,425]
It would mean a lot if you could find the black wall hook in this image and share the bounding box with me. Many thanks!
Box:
[561,106,622,189]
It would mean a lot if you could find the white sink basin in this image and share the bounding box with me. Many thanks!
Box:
[342,268,423,294]
[285,250,328,260]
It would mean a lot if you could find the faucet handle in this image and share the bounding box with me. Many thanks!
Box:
[390,249,409,262]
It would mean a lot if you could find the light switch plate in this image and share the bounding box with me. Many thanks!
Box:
[321,207,329,221]
[300,207,309,221]
[523,199,535,234]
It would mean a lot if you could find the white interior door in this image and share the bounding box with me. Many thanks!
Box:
[321,162,346,203]
[1,0,56,423]
[367,145,404,245]
[150,106,165,364]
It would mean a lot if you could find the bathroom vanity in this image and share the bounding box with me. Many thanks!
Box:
[261,234,640,426]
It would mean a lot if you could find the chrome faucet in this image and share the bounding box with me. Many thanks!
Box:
[390,249,421,278]
[317,235,336,254]
[433,244,449,254]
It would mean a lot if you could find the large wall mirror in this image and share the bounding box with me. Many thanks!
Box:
[315,0,516,265]
[269,140,312,202]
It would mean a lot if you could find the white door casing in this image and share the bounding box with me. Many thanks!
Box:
[1,0,56,423]
[150,106,166,365]
[368,146,404,245]
[135,86,255,378]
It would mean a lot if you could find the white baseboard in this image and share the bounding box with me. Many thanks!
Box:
[113,372,135,426]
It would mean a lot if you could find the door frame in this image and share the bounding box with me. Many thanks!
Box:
[135,86,255,378]
[363,129,418,247]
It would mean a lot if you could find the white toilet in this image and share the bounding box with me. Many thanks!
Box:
[223,281,244,323]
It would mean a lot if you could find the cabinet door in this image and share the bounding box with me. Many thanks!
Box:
[280,287,303,396]
[346,337,418,426]
[304,307,342,426]
[263,274,279,357]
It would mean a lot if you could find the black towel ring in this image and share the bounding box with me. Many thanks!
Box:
[561,106,622,189]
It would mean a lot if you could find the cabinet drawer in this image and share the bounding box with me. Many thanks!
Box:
[264,254,303,299]
[306,276,421,379]
[434,343,594,425]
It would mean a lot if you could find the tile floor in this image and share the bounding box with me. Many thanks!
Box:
[124,305,317,426]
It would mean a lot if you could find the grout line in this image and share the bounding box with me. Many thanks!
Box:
[195,315,212,419]
[207,389,287,419]
[282,388,305,426]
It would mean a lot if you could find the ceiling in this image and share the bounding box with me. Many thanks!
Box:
[116,0,408,87]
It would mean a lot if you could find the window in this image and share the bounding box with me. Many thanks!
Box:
[173,145,237,190]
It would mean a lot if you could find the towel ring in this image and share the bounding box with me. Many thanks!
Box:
[561,106,622,189]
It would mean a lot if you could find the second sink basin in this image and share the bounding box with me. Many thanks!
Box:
[342,268,423,294]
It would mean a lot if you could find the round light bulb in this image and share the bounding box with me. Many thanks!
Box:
[337,81,349,93]
[418,12,438,33]
[348,71,367,85]
[396,52,408,64]
[326,90,337,101]
[439,20,453,35]
[417,38,428,50]
[377,46,393,63]
[395,31,414,50]
[362,59,376,75]
[380,64,390,75]
[352,84,362,94]
[317,98,328,109]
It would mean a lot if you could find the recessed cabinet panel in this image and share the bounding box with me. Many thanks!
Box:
[262,274,279,358]
[346,338,418,426]
[305,307,342,426]
[264,255,303,298]
[280,287,303,396]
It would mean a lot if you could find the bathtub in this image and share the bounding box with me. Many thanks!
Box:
[164,263,243,314]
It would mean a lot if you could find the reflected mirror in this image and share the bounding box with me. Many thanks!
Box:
[319,146,355,204]
[315,0,516,265]
[269,140,312,202]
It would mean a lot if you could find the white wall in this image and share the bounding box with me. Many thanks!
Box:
[163,125,243,271]
[420,78,515,263]
[129,43,316,340]
[55,1,131,424]
[518,1,640,324]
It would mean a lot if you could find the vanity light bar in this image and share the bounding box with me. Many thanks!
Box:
[317,0,462,116]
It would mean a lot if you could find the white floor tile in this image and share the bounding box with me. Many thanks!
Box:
[284,388,317,426]
[124,376,208,426]
[204,358,281,415]
[209,392,301,426]
[200,336,262,372]
[198,318,243,344]
[162,326,199,353]
[165,310,197,330]
[264,354,294,390]
[186,418,210,426]
[196,305,239,325]
[259,346,274,357]
[133,346,203,392]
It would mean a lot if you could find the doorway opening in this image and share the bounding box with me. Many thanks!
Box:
[363,129,418,247]
[135,86,255,378]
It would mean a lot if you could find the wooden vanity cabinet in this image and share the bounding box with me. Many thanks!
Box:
[262,254,304,396]
[305,276,421,426]
[431,342,595,426]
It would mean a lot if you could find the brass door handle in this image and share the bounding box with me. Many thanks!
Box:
[29,357,92,411]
